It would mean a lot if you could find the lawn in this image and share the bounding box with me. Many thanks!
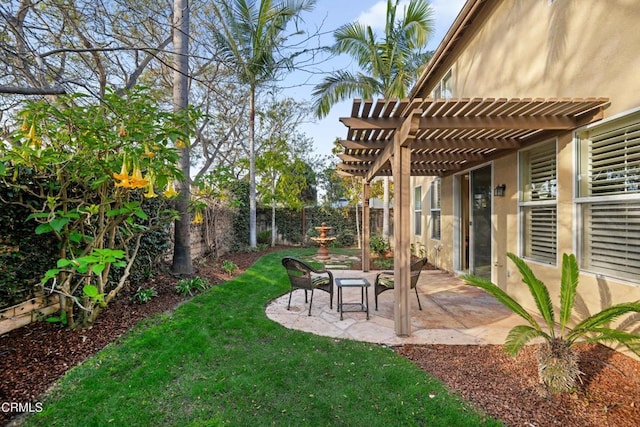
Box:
[23,248,502,426]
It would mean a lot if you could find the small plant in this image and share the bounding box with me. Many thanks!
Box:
[46,310,68,326]
[369,234,390,256]
[174,276,209,297]
[463,252,640,394]
[133,287,157,304]
[221,260,238,277]
[411,242,426,258]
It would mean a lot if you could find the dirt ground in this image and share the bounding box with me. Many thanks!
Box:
[1,246,638,426]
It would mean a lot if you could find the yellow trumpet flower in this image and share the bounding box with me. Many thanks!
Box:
[175,139,186,149]
[129,163,148,189]
[192,209,204,224]
[21,119,29,132]
[143,171,157,198]
[27,124,36,141]
[113,157,131,188]
[163,181,178,198]
[143,144,155,158]
[118,123,127,138]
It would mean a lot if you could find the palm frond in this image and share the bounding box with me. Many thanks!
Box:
[401,0,435,47]
[579,327,640,356]
[504,324,547,356]
[332,23,374,66]
[507,252,556,334]
[462,274,542,330]
[559,253,579,334]
[312,71,381,118]
[567,301,640,342]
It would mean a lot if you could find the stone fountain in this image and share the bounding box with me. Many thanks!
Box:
[310,222,336,260]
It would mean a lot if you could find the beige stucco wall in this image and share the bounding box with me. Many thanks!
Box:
[411,0,640,324]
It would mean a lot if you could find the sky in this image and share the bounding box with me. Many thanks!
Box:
[283,0,467,159]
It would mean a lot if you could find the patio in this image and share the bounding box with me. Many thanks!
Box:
[266,268,523,346]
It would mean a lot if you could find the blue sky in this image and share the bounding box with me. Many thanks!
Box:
[283,0,466,158]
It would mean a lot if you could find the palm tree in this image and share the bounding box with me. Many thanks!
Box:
[210,0,316,248]
[312,0,434,240]
[463,253,640,393]
[313,0,434,116]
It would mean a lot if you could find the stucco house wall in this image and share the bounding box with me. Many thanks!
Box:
[410,0,640,319]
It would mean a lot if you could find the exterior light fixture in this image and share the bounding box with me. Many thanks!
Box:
[494,184,506,197]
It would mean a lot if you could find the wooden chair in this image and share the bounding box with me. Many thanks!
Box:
[282,257,334,316]
[374,258,428,310]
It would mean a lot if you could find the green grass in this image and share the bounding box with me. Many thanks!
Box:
[24,248,502,426]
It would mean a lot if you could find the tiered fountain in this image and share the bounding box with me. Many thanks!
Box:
[310,222,336,260]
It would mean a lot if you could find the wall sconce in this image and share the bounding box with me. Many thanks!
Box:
[494,184,506,197]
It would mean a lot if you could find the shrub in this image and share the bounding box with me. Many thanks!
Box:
[370,235,390,256]
[0,88,185,329]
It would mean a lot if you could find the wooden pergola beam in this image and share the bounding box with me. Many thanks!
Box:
[364,109,422,182]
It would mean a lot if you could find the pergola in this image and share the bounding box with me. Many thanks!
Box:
[338,97,610,336]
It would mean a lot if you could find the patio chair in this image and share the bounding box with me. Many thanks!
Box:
[282,256,334,316]
[374,257,428,311]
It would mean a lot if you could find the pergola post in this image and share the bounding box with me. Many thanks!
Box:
[362,180,370,272]
[392,138,411,336]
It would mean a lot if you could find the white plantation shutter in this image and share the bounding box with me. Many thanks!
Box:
[430,178,441,240]
[578,113,640,281]
[414,186,422,236]
[520,141,557,264]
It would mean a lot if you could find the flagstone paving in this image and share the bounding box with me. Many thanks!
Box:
[266,268,525,345]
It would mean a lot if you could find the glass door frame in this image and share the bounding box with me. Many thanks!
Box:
[453,163,495,279]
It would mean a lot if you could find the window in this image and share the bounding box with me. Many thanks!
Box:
[519,141,557,264]
[433,70,452,99]
[414,186,422,236]
[430,178,441,240]
[576,111,640,282]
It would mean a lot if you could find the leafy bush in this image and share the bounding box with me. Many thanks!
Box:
[174,277,209,297]
[0,187,58,309]
[0,88,185,329]
[370,235,390,256]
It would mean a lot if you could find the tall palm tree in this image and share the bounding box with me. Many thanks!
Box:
[210,0,316,248]
[313,0,434,240]
[313,0,434,117]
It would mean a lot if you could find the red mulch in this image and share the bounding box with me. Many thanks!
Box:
[1,246,639,426]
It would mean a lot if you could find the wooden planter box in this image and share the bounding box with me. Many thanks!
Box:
[0,294,60,335]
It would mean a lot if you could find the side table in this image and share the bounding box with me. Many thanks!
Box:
[335,277,370,320]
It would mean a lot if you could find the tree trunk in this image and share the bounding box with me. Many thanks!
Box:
[271,199,277,247]
[249,86,257,248]
[171,0,193,275]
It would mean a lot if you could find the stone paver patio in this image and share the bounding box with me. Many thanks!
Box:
[266,268,524,345]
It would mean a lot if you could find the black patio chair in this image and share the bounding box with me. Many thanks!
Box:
[282,256,334,316]
[374,257,428,311]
